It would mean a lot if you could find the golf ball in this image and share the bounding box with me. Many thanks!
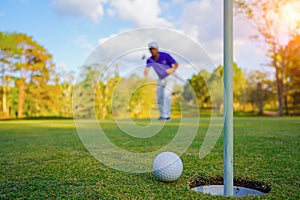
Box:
[153,152,183,182]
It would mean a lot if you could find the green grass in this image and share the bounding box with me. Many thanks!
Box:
[0,117,299,199]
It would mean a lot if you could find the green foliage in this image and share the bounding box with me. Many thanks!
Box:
[73,65,101,119]
[245,70,276,114]
[127,75,156,119]
[185,69,211,107]
[284,35,300,114]
[234,0,300,116]
[0,32,55,118]
[0,32,19,117]
[185,63,249,113]
[1,31,300,119]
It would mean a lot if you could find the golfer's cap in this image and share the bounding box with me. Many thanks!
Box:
[148,42,158,49]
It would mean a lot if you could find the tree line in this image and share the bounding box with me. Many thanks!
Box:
[0,32,72,118]
[1,0,300,118]
[235,0,300,115]
[0,30,299,119]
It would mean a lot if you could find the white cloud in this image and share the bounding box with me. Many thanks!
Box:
[233,14,270,70]
[75,35,95,52]
[51,0,107,22]
[56,62,69,71]
[107,8,115,17]
[179,0,222,38]
[172,0,185,4]
[161,2,171,10]
[98,33,118,44]
[176,0,268,70]
[52,0,270,72]
[108,0,173,27]
[88,28,216,82]
[178,0,223,66]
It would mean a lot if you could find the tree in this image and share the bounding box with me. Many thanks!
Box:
[58,71,74,117]
[185,63,246,112]
[109,73,156,119]
[14,33,53,118]
[73,65,101,118]
[0,32,55,118]
[185,69,211,107]
[210,63,247,110]
[245,70,276,115]
[127,75,156,118]
[285,35,300,114]
[0,32,18,118]
[235,0,300,116]
[73,64,123,119]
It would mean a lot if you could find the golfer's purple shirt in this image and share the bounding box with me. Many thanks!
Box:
[146,52,176,79]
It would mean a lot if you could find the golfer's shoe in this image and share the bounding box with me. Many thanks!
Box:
[158,117,171,121]
[165,117,171,121]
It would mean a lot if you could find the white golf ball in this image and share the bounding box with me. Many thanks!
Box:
[153,152,183,182]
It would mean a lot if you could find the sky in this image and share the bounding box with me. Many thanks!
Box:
[1,0,272,76]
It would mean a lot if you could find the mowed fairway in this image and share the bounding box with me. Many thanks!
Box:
[0,117,299,199]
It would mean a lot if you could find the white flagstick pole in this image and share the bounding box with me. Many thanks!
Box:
[224,0,234,196]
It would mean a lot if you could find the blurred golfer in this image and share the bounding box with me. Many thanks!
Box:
[144,42,178,121]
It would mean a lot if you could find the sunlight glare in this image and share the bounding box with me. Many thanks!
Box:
[280,1,300,29]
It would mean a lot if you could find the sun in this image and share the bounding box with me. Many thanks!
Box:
[280,1,300,29]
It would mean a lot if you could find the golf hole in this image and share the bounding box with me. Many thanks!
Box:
[189,177,271,198]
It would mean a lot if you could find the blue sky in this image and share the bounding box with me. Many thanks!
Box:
[1,0,271,75]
